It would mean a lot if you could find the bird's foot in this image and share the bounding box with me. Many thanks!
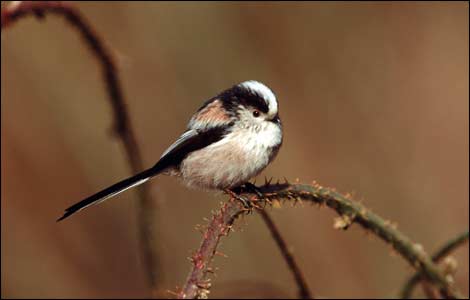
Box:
[225,182,265,211]
[242,182,264,199]
[225,188,253,210]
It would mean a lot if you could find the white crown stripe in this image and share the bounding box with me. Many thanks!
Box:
[239,81,278,117]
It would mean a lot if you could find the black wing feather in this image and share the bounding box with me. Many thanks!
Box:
[152,125,230,171]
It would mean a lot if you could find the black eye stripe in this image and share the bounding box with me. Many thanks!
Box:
[218,85,270,114]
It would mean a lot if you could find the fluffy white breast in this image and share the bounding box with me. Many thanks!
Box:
[179,120,282,190]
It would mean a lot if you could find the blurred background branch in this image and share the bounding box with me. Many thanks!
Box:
[1,0,161,293]
[257,208,313,299]
[401,231,469,299]
[2,2,468,299]
[2,2,304,298]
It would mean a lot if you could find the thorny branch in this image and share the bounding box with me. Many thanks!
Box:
[400,231,469,299]
[179,182,466,299]
[3,2,468,300]
[1,0,160,292]
[3,2,307,298]
[178,199,244,299]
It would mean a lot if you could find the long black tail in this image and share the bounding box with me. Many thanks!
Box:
[57,167,159,222]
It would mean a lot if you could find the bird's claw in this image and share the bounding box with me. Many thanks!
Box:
[225,188,253,210]
[243,182,264,199]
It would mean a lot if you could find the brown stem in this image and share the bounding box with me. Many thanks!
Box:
[2,1,160,294]
[422,281,441,299]
[257,209,313,299]
[400,231,469,299]
[178,199,245,299]
[179,182,464,299]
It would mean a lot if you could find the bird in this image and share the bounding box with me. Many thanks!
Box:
[57,80,283,221]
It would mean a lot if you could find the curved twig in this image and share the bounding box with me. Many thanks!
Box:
[2,0,160,292]
[400,231,469,298]
[257,209,313,299]
[4,3,466,299]
[179,182,464,299]
[3,3,303,297]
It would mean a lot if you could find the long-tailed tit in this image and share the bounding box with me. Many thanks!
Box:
[58,80,282,221]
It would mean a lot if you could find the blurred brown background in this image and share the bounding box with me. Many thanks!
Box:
[1,2,468,299]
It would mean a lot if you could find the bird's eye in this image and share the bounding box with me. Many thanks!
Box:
[252,110,260,118]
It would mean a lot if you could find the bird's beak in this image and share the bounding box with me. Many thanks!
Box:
[271,115,281,124]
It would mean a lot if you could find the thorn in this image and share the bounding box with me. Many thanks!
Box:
[196,281,211,289]
[214,251,228,258]
[389,248,399,258]
[333,214,354,230]
[442,256,458,277]
[412,243,425,256]
[195,224,206,234]
[166,289,179,297]
[272,199,282,208]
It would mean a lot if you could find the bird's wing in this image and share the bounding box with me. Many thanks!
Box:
[160,129,199,158]
[153,125,230,171]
